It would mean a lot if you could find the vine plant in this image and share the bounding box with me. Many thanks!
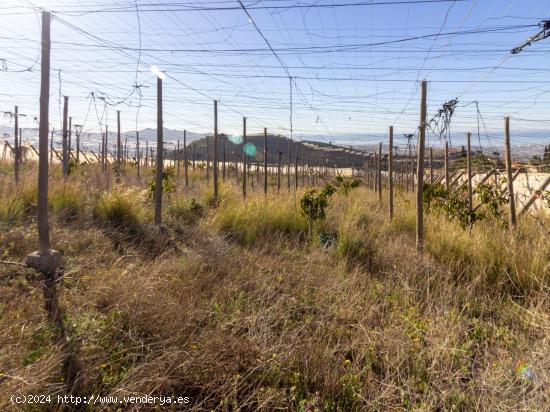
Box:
[423,180,508,229]
[300,177,361,237]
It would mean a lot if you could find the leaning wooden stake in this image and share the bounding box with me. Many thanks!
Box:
[416,80,427,255]
[388,126,394,220]
[504,116,516,228]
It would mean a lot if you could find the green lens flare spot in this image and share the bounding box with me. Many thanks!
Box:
[228,135,243,145]
[244,143,257,156]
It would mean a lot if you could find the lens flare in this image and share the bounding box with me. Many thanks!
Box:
[228,134,243,145]
[151,65,166,80]
[244,143,256,156]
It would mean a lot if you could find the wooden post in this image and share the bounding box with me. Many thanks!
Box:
[287,139,291,192]
[389,126,394,220]
[37,11,51,254]
[14,106,19,183]
[213,100,219,203]
[154,75,163,225]
[378,142,382,201]
[429,146,433,184]
[206,134,210,183]
[222,138,226,181]
[103,126,108,172]
[444,141,449,191]
[192,143,196,170]
[294,143,299,191]
[466,132,472,212]
[264,128,268,195]
[504,116,516,228]
[416,80,427,255]
[136,132,140,178]
[242,117,247,198]
[62,96,68,176]
[277,136,281,192]
[184,130,189,188]
[176,139,180,177]
[116,110,121,171]
[124,134,128,164]
[145,140,149,168]
[75,128,80,164]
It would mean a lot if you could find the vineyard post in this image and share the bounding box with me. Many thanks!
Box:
[75,125,80,164]
[277,136,281,192]
[62,96,68,176]
[154,72,163,225]
[206,134,210,183]
[242,117,247,198]
[177,139,180,177]
[416,80,427,255]
[222,138,226,181]
[378,142,382,201]
[389,126,394,220]
[466,132,472,212]
[287,139,291,192]
[301,146,305,187]
[184,130,189,188]
[145,140,148,168]
[116,110,121,172]
[14,106,19,183]
[377,153,380,193]
[100,134,104,170]
[504,116,516,228]
[124,134,128,164]
[294,143,299,191]
[444,141,449,190]
[136,132,140,178]
[213,100,219,203]
[429,146,433,184]
[26,11,61,278]
[49,129,53,165]
[68,117,72,163]
[264,128,268,195]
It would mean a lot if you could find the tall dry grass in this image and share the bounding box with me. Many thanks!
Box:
[0,161,549,410]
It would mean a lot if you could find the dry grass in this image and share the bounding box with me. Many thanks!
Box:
[0,161,549,411]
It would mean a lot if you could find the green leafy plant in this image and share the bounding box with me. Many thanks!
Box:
[422,183,483,229]
[300,186,332,237]
[148,166,176,199]
[332,175,361,196]
[474,183,508,219]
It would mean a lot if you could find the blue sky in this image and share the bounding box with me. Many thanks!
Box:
[1,0,550,150]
